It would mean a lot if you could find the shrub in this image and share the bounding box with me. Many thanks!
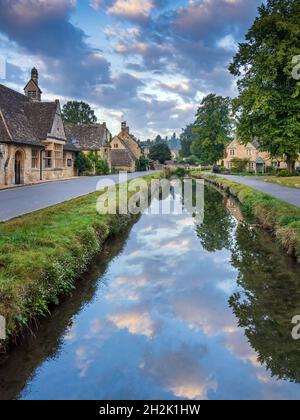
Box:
[276,169,290,177]
[75,152,92,175]
[212,165,221,174]
[230,158,250,173]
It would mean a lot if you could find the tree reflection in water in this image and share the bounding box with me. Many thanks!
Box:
[229,222,300,384]
[195,186,235,252]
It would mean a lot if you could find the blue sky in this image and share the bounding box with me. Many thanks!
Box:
[0,0,262,140]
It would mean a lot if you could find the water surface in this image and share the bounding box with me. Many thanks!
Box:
[1,184,300,400]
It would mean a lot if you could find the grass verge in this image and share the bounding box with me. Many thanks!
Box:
[265,176,300,189]
[191,171,300,263]
[0,173,159,352]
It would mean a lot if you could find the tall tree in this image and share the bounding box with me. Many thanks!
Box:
[155,135,163,143]
[149,142,172,163]
[191,94,232,164]
[229,0,300,173]
[180,124,197,157]
[62,101,97,125]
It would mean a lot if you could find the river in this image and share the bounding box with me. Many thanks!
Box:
[1,183,300,400]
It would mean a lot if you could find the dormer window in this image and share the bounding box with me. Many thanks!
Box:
[229,149,235,156]
[28,91,36,98]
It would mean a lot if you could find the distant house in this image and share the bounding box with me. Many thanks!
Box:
[110,122,143,172]
[0,68,78,187]
[222,139,272,173]
[65,123,112,169]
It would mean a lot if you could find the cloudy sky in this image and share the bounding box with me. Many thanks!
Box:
[0,0,262,140]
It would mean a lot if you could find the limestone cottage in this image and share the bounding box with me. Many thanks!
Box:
[0,68,77,187]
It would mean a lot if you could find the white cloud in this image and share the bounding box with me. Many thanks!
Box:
[108,0,154,21]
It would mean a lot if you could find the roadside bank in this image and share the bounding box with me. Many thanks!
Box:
[0,173,159,352]
[192,172,300,263]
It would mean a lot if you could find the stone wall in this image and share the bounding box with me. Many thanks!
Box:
[0,143,77,187]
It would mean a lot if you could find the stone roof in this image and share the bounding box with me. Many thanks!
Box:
[111,149,134,167]
[65,123,111,151]
[0,84,59,147]
[24,102,58,141]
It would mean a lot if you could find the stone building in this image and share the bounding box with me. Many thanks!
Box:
[222,139,300,173]
[110,122,142,172]
[221,139,272,173]
[65,123,112,169]
[0,68,77,187]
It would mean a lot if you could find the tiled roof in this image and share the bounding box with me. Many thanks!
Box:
[24,102,57,141]
[111,149,134,167]
[0,84,59,147]
[65,123,111,151]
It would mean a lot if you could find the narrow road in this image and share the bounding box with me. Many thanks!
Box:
[0,171,157,222]
[214,174,300,207]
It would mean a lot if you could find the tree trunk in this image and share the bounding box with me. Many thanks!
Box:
[286,155,295,174]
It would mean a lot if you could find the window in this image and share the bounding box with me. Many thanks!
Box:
[114,143,119,148]
[67,159,73,167]
[31,149,39,169]
[54,144,63,168]
[249,162,255,170]
[246,148,252,156]
[45,151,52,168]
[229,149,235,156]
[28,91,36,98]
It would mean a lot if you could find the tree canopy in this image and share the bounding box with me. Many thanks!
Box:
[191,94,232,164]
[180,124,197,158]
[229,0,300,172]
[149,142,172,163]
[62,101,98,125]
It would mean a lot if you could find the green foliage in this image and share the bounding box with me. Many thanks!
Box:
[75,152,92,175]
[136,156,149,172]
[149,142,172,163]
[88,151,110,175]
[191,94,233,164]
[62,101,97,124]
[276,169,291,177]
[229,0,300,173]
[179,124,197,158]
[0,174,160,351]
[230,157,250,173]
[185,155,200,166]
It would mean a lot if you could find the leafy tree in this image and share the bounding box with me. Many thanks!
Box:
[62,101,97,124]
[149,142,172,163]
[75,152,92,175]
[136,156,149,172]
[191,94,232,164]
[195,186,235,252]
[229,222,300,383]
[155,135,163,143]
[180,124,198,157]
[229,0,300,173]
[88,151,110,175]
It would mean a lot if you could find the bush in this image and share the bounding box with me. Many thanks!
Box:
[212,165,221,174]
[276,169,290,177]
[185,155,199,166]
[136,156,149,172]
[75,152,92,175]
[230,158,250,173]
[173,167,186,178]
[266,166,276,175]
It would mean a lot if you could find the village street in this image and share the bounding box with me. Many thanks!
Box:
[0,171,157,222]
[213,174,300,207]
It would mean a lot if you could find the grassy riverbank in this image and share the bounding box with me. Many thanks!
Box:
[265,176,300,189]
[0,174,158,351]
[192,171,300,262]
